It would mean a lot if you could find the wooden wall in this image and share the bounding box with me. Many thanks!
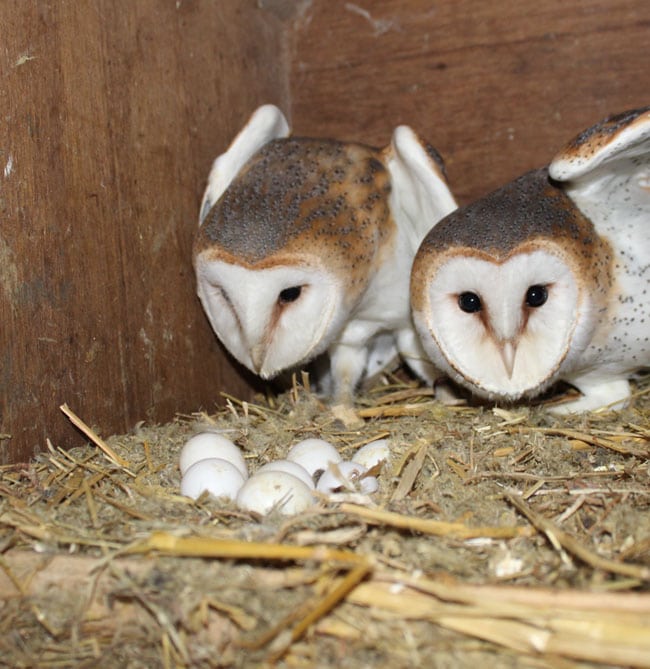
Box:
[289,0,649,205]
[2,0,648,462]
[0,1,289,462]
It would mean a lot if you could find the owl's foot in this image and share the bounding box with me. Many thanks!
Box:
[433,379,467,406]
[548,378,631,414]
[330,403,365,429]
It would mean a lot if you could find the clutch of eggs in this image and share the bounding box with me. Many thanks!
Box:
[178,432,390,515]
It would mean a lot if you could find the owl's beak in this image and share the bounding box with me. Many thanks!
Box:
[499,340,517,378]
[250,344,266,375]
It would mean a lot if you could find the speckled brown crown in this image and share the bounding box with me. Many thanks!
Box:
[194,137,396,295]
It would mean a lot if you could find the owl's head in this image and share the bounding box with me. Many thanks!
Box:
[411,168,613,400]
[194,105,442,379]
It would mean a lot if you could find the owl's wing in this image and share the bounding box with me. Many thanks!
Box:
[199,104,290,224]
[383,125,457,252]
[548,107,650,233]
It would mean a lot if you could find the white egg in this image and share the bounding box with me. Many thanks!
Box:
[180,458,245,501]
[316,461,378,495]
[180,432,248,479]
[256,459,315,489]
[358,475,379,494]
[236,471,314,515]
[286,438,342,476]
[352,439,391,470]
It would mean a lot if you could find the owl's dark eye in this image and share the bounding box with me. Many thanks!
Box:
[278,286,302,304]
[458,291,482,313]
[525,285,548,308]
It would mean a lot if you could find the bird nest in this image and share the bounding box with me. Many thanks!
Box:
[1,373,649,668]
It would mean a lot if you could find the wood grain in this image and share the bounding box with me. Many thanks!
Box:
[289,0,650,203]
[0,1,289,462]
[2,0,648,463]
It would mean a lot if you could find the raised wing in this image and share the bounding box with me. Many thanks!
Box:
[383,125,457,252]
[199,104,290,224]
[549,107,650,233]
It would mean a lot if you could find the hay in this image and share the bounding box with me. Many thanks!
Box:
[1,374,649,667]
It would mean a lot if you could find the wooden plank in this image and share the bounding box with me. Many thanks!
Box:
[289,0,650,204]
[2,0,647,463]
[0,1,289,462]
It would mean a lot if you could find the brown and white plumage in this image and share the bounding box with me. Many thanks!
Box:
[411,106,650,412]
[194,105,457,405]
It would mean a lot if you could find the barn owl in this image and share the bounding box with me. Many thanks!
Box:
[410,106,650,413]
[194,104,457,408]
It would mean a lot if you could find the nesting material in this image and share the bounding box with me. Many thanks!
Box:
[1,376,649,667]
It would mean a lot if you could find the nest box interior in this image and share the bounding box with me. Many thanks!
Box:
[1,0,647,462]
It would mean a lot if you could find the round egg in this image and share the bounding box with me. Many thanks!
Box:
[316,461,378,495]
[256,459,315,489]
[236,471,314,515]
[286,438,342,476]
[180,432,248,479]
[180,458,245,501]
[352,439,391,470]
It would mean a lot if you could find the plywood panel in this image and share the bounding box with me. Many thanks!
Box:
[289,0,649,204]
[0,1,289,462]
